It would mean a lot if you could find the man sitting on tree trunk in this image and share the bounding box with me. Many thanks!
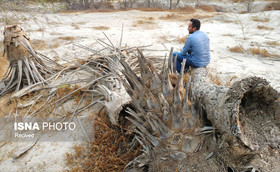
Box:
[173,18,210,73]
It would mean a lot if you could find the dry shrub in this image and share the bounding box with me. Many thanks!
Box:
[257,25,273,30]
[31,39,47,50]
[248,47,275,57]
[93,26,110,30]
[177,35,188,44]
[263,2,280,11]
[251,16,270,22]
[195,5,215,12]
[265,41,280,46]
[66,109,141,171]
[229,45,245,53]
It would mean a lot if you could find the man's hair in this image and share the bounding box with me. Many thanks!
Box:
[190,18,201,30]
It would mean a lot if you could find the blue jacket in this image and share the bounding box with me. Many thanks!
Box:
[180,30,210,67]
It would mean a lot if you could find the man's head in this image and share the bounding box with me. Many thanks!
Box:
[188,18,200,34]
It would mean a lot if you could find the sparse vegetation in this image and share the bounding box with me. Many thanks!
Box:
[1,1,280,171]
[229,45,245,53]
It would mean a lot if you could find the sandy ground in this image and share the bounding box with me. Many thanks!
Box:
[0,3,280,171]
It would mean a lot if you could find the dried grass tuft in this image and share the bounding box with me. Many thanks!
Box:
[228,45,245,53]
[136,19,155,25]
[133,19,157,29]
[66,109,141,171]
[248,47,272,57]
[57,36,76,41]
[265,41,280,46]
[251,16,270,22]
[257,25,273,30]
[93,26,110,30]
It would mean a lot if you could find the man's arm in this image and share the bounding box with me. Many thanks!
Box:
[180,36,192,56]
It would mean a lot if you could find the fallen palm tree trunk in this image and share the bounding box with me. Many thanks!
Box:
[103,49,280,171]
[189,67,280,171]
[0,25,60,97]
